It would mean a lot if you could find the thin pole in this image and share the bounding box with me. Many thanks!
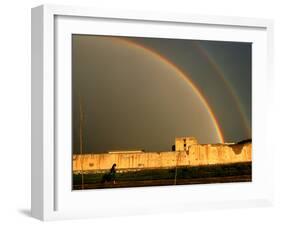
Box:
[174,151,179,185]
[79,96,84,189]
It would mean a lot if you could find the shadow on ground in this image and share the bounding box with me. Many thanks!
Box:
[18,209,31,218]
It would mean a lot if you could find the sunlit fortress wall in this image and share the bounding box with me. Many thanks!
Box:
[73,137,252,172]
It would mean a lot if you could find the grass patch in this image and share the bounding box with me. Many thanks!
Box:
[73,162,251,188]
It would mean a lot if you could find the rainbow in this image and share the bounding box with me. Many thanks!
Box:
[108,37,225,143]
[194,42,251,137]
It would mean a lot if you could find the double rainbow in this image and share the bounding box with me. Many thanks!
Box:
[110,37,225,143]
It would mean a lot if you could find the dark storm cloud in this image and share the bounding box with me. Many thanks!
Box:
[72,35,251,154]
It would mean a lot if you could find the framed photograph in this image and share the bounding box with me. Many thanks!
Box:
[31,4,274,221]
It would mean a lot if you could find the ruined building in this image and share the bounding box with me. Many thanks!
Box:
[73,137,252,173]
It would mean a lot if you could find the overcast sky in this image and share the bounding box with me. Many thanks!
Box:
[72,35,251,154]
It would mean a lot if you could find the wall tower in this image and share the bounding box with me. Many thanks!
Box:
[175,137,198,151]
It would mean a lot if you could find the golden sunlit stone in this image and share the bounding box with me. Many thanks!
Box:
[73,137,252,173]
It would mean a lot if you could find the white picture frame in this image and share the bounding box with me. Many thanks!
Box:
[31,4,274,221]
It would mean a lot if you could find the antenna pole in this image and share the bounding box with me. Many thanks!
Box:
[174,151,179,185]
[79,95,84,189]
